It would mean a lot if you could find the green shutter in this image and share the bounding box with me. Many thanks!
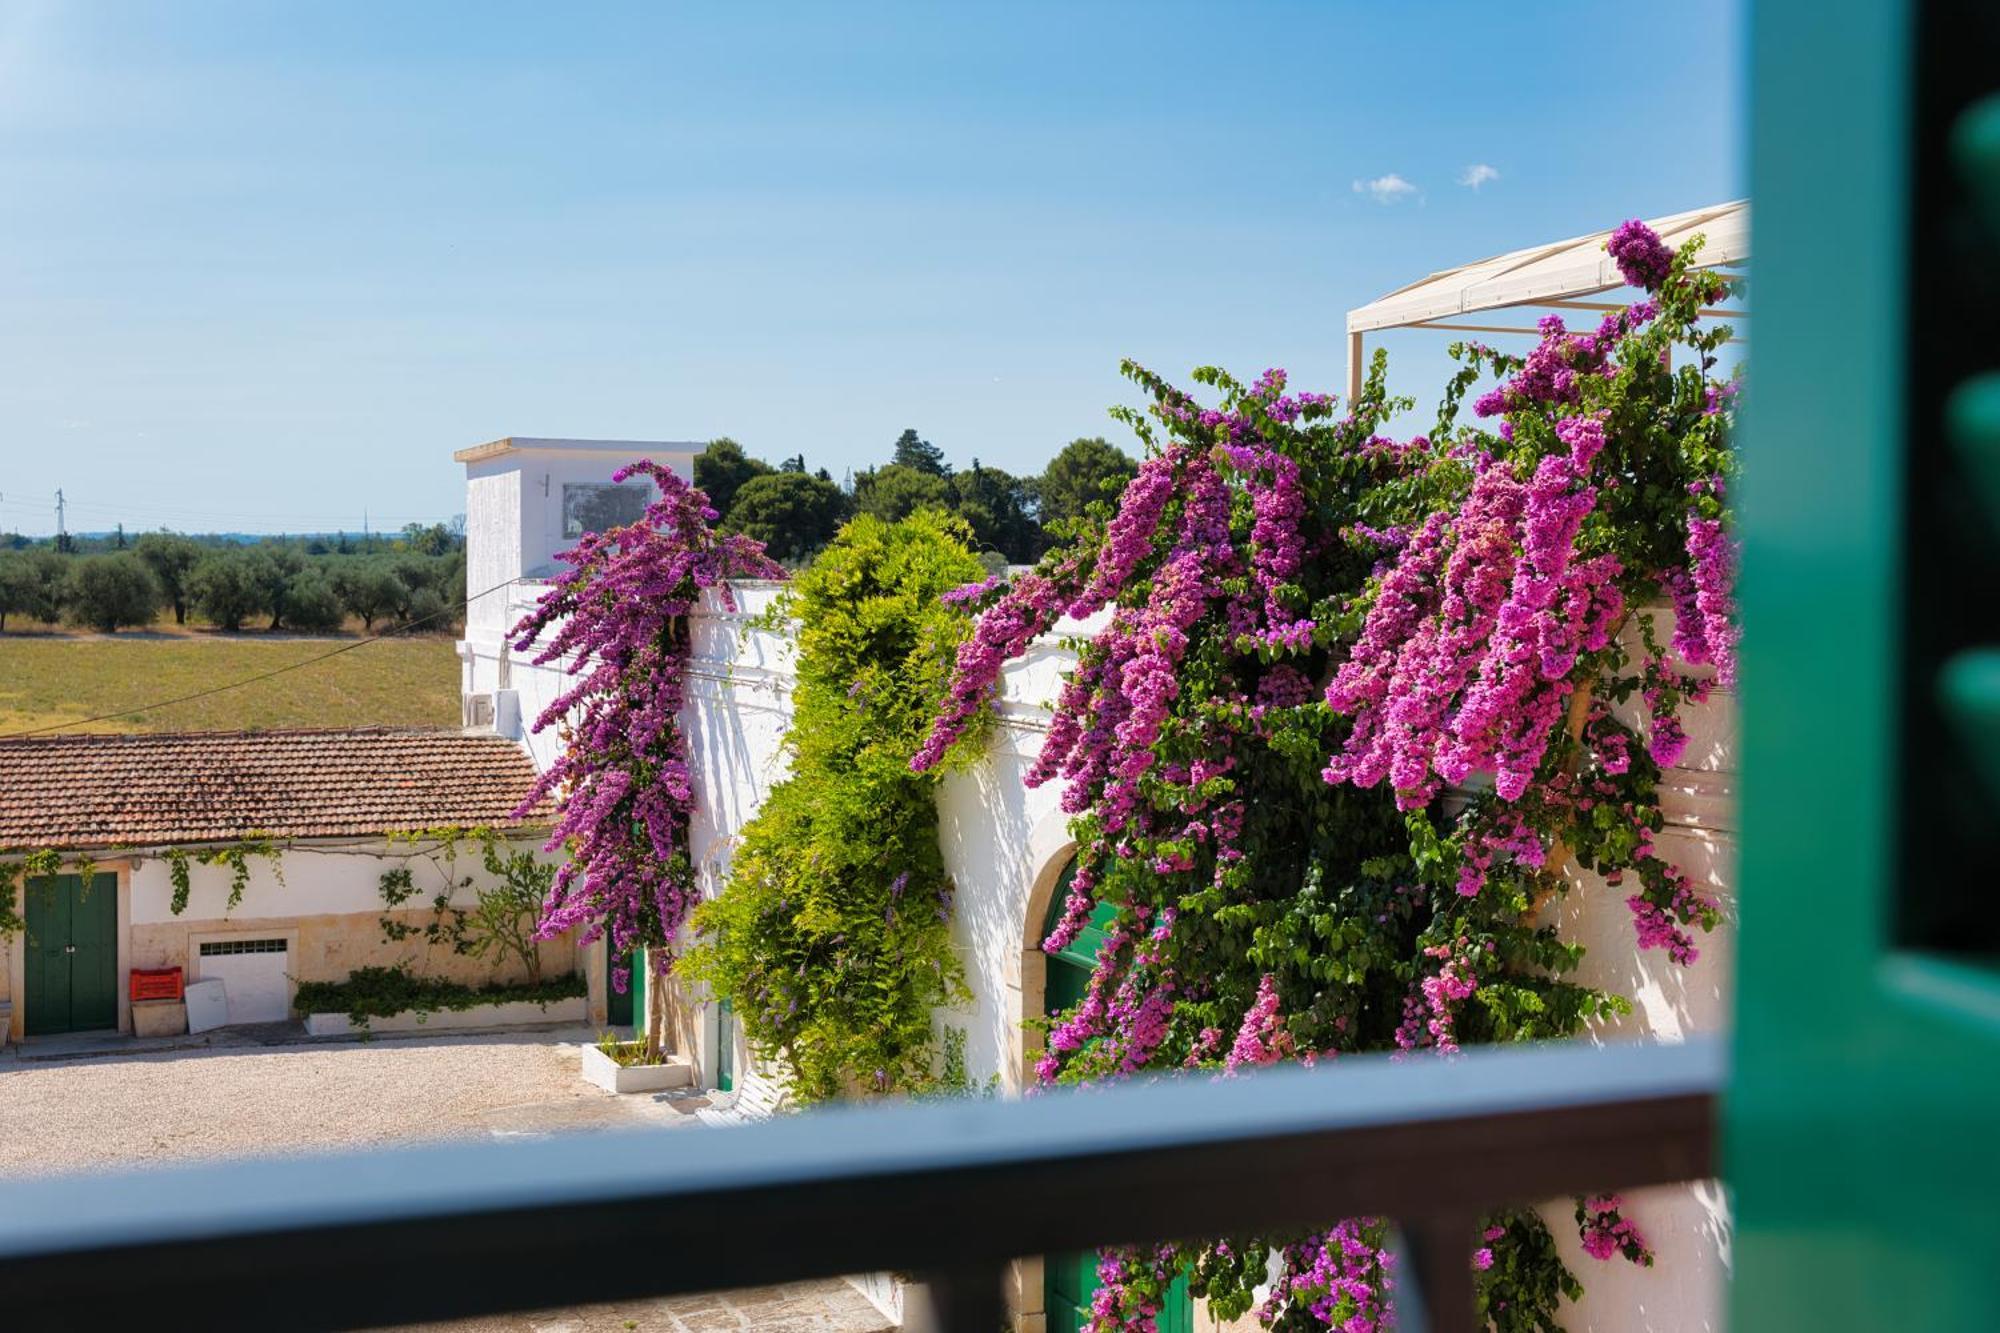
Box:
[1734,2,2000,1327]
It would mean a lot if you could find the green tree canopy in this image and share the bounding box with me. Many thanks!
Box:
[281,566,346,632]
[187,550,265,632]
[0,549,65,630]
[951,459,1039,563]
[724,471,851,563]
[852,463,952,524]
[400,522,455,557]
[328,559,407,631]
[890,428,950,477]
[246,546,306,630]
[1032,435,1138,532]
[63,553,161,633]
[135,531,203,625]
[692,437,774,520]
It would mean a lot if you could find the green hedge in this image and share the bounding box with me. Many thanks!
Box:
[293,966,584,1022]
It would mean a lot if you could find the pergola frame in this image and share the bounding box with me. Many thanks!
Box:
[1344,200,1749,401]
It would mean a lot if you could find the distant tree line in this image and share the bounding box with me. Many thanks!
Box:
[0,523,465,635]
[693,430,1138,567]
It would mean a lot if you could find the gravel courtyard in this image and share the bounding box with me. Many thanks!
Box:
[0,1026,700,1176]
[0,1027,893,1332]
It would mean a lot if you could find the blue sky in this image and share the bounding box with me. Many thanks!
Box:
[0,1,1742,536]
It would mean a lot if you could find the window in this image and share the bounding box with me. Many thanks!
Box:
[562,482,649,538]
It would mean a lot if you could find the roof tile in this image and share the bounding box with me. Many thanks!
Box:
[0,728,552,851]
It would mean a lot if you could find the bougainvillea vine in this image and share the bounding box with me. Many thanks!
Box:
[915,221,1738,1331]
[511,460,783,984]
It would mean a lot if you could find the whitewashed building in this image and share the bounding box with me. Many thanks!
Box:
[455,432,1738,1332]
[0,728,570,1043]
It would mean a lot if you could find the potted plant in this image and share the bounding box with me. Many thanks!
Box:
[580,1028,695,1094]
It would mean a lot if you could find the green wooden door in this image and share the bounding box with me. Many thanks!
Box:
[717,994,735,1092]
[23,874,118,1036]
[1734,3,2000,1328]
[605,948,631,1027]
[1041,863,1193,1333]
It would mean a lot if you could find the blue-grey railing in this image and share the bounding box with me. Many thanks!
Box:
[0,1037,1721,1333]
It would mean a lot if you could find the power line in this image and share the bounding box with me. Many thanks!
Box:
[0,575,532,741]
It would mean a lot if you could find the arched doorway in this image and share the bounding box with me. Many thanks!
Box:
[1040,860,1194,1333]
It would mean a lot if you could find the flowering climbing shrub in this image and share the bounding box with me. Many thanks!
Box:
[511,460,783,982]
[916,221,1738,1331]
[682,511,989,1102]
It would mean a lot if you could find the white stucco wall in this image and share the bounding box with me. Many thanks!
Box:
[465,467,523,638]
[127,839,546,926]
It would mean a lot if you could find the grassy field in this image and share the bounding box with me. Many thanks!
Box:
[0,633,462,735]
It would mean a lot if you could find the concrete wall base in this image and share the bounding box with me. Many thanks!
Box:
[303,995,586,1037]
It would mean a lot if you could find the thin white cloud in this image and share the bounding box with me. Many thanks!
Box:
[1458,163,1500,190]
[1353,173,1419,205]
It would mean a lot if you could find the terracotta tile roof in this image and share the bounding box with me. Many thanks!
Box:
[0,728,552,852]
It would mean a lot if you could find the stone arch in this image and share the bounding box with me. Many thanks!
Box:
[1015,808,1077,1092]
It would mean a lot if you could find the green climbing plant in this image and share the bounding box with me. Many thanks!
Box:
[682,510,992,1102]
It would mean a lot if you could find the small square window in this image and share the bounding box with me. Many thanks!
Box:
[562,482,650,538]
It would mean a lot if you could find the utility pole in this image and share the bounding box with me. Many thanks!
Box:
[55,488,70,553]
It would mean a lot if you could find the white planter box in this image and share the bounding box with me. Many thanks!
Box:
[580,1042,696,1094]
[303,995,586,1038]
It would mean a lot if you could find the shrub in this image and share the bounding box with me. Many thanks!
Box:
[291,965,584,1023]
[62,554,161,632]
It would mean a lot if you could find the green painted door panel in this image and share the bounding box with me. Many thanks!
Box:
[717,995,735,1092]
[69,874,118,1033]
[606,948,633,1027]
[24,875,71,1037]
[631,949,647,1038]
[1735,2,2000,1328]
[1041,860,1194,1333]
[24,874,117,1036]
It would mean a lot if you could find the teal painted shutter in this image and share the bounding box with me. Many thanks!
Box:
[1734,2,2000,1328]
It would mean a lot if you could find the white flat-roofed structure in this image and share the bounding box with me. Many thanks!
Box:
[456,437,700,638]
[1345,200,1749,400]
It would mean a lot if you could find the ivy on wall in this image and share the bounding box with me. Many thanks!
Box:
[163,840,286,915]
[682,511,991,1103]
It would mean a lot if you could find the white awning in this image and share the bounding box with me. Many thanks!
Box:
[1347,200,1748,335]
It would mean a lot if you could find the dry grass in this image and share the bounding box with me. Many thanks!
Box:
[0,631,462,735]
